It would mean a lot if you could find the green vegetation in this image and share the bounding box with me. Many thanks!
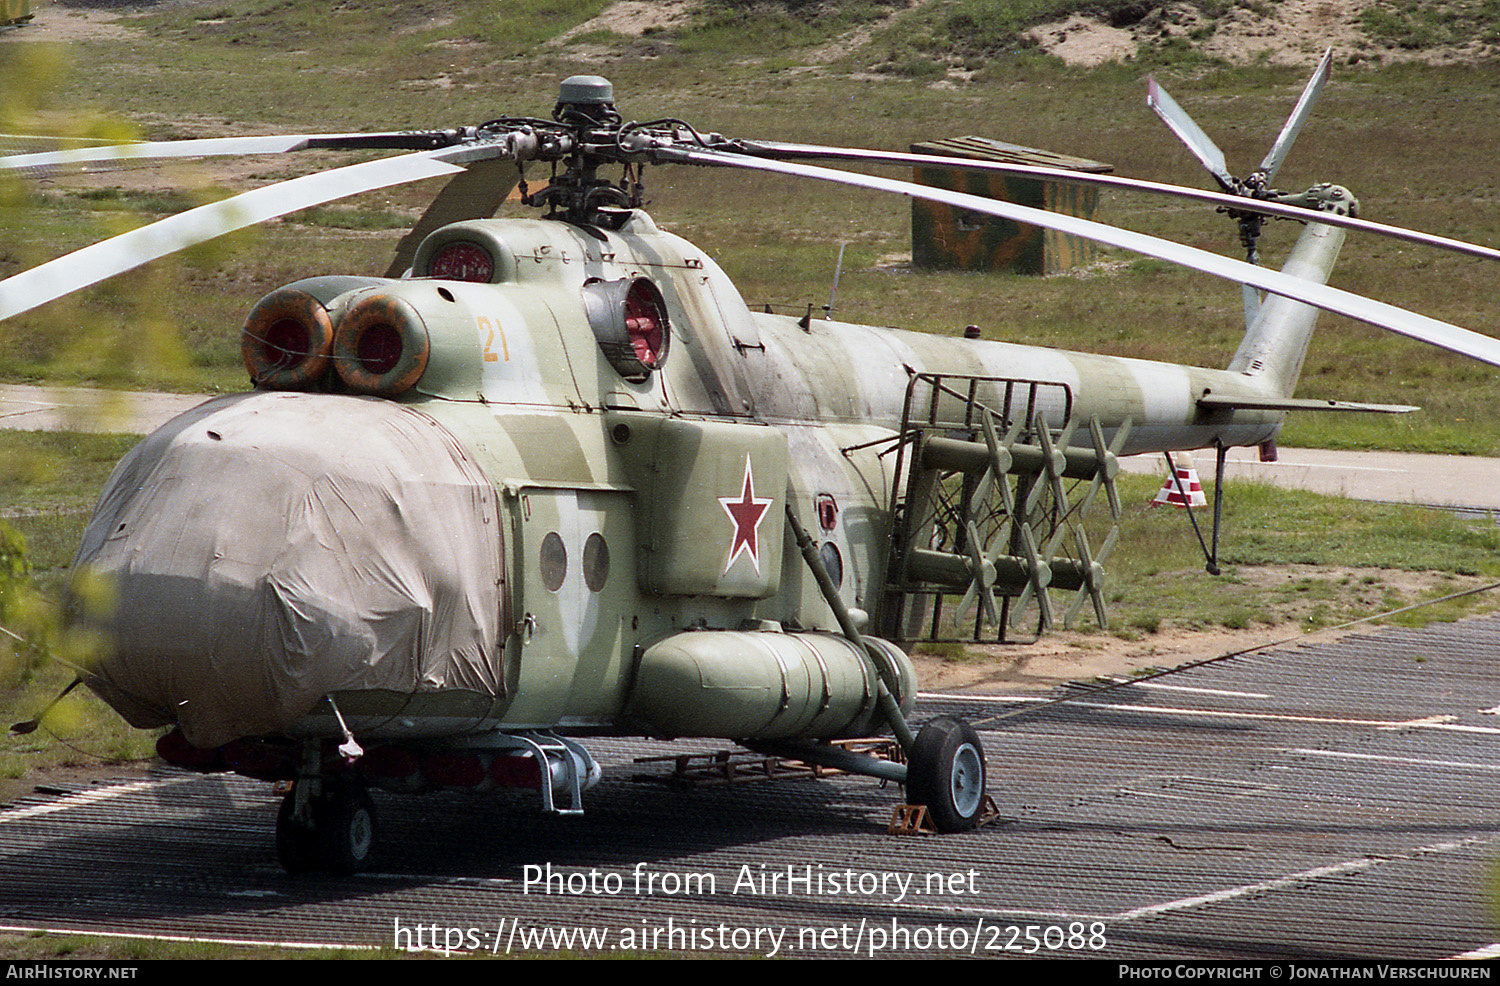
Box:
[847,0,1312,75]
[1100,474,1500,633]
[887,469,1500,651]
[0,432,156,793]
[2,1,1496,447]
[131,0,616,61]
[0,930,391,960]
[677,0,909,56]
[862,1,1162,72]
[1358,0,1500,49]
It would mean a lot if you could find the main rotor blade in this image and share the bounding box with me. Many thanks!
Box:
[385,157,520,277]
[1259,48,1333,183]
[0,131,464,172]
[0,150,467,322]
[734,141,1500,263]
[1147,76,1236,192]
[670,148,1500,368]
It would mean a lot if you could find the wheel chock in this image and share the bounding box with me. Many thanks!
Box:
[976,794,1000,827]
[888,804,933,835]
[889,795,1001,835]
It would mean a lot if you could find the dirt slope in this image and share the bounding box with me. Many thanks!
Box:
[1029,0,1500,67]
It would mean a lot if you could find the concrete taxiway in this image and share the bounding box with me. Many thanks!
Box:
[0,383,209,434]
[1120,445,1500,514]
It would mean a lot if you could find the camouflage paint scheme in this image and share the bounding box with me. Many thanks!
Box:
[76,207,1336,750]
[911,137,1110,275]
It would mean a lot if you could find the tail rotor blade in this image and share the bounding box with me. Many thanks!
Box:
[1147,75,1236,192]
[1257,48,1334,184]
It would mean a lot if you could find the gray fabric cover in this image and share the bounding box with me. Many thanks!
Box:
[74,392,504,748]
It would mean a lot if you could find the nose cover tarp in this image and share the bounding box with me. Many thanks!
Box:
[73,392,505,749]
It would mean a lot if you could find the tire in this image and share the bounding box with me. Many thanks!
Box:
[275,790,321,875]
[317,781,377,876]
[907,716,987,833]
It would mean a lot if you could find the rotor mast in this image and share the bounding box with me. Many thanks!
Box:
[524,75,644,225]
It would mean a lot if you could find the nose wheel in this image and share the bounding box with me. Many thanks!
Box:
[276,777,377,875]
[906,716,987,832]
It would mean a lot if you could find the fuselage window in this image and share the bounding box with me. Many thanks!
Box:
[540,532,567,592]
[583,532,610,592]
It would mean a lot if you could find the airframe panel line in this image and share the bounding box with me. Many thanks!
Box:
[0,777,181,824]
[1106,834,1499,924]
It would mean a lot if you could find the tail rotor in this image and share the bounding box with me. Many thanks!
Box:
[1148,49,1337,329]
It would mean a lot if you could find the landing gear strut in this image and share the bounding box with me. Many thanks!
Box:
[276,745,377,875]
[785,504,990,830]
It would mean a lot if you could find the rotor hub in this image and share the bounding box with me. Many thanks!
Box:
[554,74,620,127]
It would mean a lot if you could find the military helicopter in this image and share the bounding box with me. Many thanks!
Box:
[3,62,1498,875]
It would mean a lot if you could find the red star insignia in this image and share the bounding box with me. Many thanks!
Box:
[719,456,773,574]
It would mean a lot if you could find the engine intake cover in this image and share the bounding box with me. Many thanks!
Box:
[582,276,670,380]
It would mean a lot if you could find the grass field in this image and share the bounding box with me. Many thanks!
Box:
[2,2,1497,445]
[1,1,1500,788]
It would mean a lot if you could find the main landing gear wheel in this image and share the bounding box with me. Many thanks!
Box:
[320,781,376,875]
[907,716,987,832]
[275,779,377,875]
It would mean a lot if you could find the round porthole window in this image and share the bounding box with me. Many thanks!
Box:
[540,532,567,592]
[820,541,843,589]
[583,533,610,592]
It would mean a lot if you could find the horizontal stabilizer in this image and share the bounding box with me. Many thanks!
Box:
[1197,393,1419,414]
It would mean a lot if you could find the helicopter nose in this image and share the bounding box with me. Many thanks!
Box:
[73,391,505,749]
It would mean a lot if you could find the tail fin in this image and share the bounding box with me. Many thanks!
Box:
[1225,221,1345,397]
